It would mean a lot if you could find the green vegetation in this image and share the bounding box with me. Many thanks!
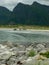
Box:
[38,61,41,65]
[0,25,49,30]
[40,51,49,58]
[28,50,36,57]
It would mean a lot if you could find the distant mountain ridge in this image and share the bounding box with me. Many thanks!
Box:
[0,1,49,26]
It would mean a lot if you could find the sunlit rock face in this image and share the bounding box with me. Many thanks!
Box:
[0,44,12,60]
[0,42,49,65]
[35,44,45,52]
[0,43,27,65]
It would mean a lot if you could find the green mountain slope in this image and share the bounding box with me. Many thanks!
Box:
[0,1,49,26]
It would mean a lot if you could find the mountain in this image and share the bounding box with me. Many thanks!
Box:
[0,6,12,25]
[0,1,49,26]
[13,2,49,26]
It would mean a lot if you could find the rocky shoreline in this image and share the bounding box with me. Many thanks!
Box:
[0,41,49,65]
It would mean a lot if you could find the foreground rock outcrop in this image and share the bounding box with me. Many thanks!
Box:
[0,42,49,65]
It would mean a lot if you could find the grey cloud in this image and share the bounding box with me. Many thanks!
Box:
[0,0,49,11]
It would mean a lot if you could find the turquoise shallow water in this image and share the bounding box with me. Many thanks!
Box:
[0,30,49,44]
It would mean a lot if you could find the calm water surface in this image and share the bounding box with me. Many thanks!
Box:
[0,29,49,44]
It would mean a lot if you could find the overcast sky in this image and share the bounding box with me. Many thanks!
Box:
[0,0,49,11]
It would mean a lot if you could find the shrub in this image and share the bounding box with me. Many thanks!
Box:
[40,51,49,58]
[28,50,36,57]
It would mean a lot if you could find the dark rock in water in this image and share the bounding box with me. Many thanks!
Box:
[13,29,17,31]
